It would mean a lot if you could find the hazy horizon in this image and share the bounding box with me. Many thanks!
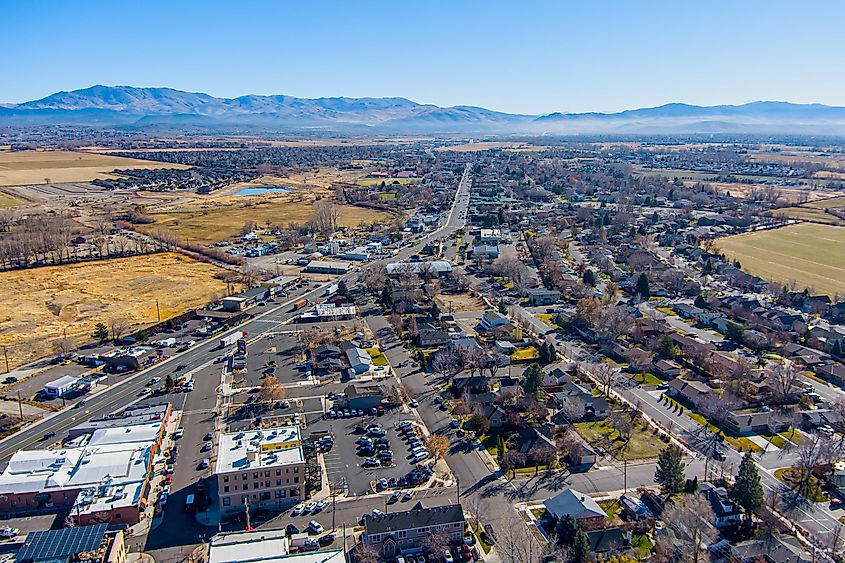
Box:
[3,0,845,114]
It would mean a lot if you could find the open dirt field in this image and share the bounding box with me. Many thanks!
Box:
[435,141,547,152]
[0,150,188,187]
[0,252,232,369]
[718,223,845,296]
[143,194,393,244]
[435,292,487,313]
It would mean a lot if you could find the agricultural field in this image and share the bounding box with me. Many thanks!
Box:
[0,252,233,369]
[0,150,188,187]
[718,223,845,296]
[141,193,393,244]
[774,195,845,225]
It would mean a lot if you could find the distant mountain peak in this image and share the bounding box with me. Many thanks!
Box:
[4,85,845,135]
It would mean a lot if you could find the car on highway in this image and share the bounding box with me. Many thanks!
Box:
[43,431,57,440]
[140,387,152,396]
[150,377,161,384]
[3,376,18,384]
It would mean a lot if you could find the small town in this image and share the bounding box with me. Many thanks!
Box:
[1,3,845,563]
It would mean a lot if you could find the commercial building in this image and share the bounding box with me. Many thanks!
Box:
[43,375,80,398]
[207,529,345,563]
[215,427,306,513]
[362,502,465,558]
[0,419,166,525]
[16,524,126,563]
[304,261,351,275]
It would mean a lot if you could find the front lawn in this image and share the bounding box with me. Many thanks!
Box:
[775,467,827,502]
[598,499,621,520]
[366,347,389,366]
[629,371,665,386]
[512,346,539,361]
[574,418,665,461]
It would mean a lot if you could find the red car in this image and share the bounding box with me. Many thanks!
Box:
[164,474,173,485]
[461,544,472,560]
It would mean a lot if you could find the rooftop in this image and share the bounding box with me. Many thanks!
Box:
[215,427,304,474]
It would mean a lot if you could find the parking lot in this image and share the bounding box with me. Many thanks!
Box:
[305,406,433,496]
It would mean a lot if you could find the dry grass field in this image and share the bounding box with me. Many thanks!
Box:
[143,195,393,244]
[435,293,487,313]
[0,189,26,208]
[718,223,845,296]
[0,150,188,187]
[0,252,233,369]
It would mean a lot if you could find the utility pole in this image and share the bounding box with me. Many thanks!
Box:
[2,346,8,373]
[17,390,23,419]
[456,474,461,499]
[156,300,161,322]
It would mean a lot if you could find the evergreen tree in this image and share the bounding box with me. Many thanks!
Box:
[655,445,685,494]
[730,452,764,523]
[538,343,551,366]
[380,280,394,309]
[635,273,650,300]
[831,340,842,358]
[498,301,508,315]
[430,302,441,320]
[337,280,349,298]
[522,363,545,395]
[571,526,591,563]
[656,335,676,359]
[548,343,557,363]
[554,514,578,546]
[694,294,707,309]
[164,373,174,392]
[583,269,597,287]
[92,322,109,343]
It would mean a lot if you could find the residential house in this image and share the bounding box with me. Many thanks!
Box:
[416,323,450,347]
[452,375,492,395]
[666,378,716,408]
[700,482,742,528]
[731,533,812,563]
[585,527,631,557]
[362,502,465,558]
[527,289,561,306]
[551,382,610,420]
[726,409,788,436]
[543,488,607,530]
[653,359,682,379]
[477,310,510,333]
[343,344,374,376]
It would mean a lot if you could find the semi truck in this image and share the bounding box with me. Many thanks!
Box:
[291,298,309,312]
[219,331,246,349]
[323,283,339,297]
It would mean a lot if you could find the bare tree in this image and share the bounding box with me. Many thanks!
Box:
[768,363,799,406]
[591,362,617,397]
[424,434,449,463]
[557,395,586,425]
[52,336,75,358]
[108,317,129,341]
[308,201,340,237]
[421,530,449,557]
[259,375,286,404]
[494,513,537,563]
[655,493,717,563]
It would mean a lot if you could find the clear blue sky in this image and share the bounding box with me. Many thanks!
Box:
[2,0,843,114]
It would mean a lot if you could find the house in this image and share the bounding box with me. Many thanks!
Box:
[477,228,502,245]
[477,310,510,332]
[543,488,607,530]
[619,494,653,521]
[16,524,126,563]
[817,363,845,386]
[551,382,609,420]
[585,527,631,556]
[344,345,374,376]
[452,375,491,395]
[726,409,789,436]
[731,533,812,563]
[416,323,450,347]
[495,340,516,356]
[473,244,499,259]
[542,366,573,391]
[344,384,384,410]
[480,404,509,430]
[313,344,342,362]
[527,288,561,306]
[699,482,742,528]
[653,359,682,379]
[666,378,716,408]
[362,502,465,558]
[513,427,557,463]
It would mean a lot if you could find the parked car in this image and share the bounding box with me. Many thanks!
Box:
[0,527,19,539]
[197,459,209,470]
[307,520,324,534]
[318,533,336,546]
[291,504,306,516]
[286,523,300,535]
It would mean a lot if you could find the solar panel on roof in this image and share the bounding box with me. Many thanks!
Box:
[16,523,108,562]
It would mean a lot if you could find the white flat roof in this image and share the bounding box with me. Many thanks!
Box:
[209,529,290,563]
[215,427,304,475]
[45,375,80,389]
[87,422,161,446]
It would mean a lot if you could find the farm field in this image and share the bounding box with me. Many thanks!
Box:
[718,223,845,296]
[142,195,393,244]
[0,150,188,186]
[776,206,845,226]
[0,253,232,369]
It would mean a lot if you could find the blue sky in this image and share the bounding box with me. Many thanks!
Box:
[1,0,843,114]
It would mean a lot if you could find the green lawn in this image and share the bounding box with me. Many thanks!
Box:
[365,347,389,366]
[598,499,621,520]
[631,534,654,558]
[629,372,665,386]
[574,419,665,461]
[512,346,539,361]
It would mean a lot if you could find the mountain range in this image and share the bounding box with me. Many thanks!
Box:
[3,85,845,135]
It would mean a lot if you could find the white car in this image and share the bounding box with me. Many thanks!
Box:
[292,504,306,516]
[140,387,152,395]
[0,527,19,539]
[371,509,384,518]
[150,377,161,384]
[304,501,318,513]
[316,499,329,511]
[308,520,324,534]
[173,427,184,439]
